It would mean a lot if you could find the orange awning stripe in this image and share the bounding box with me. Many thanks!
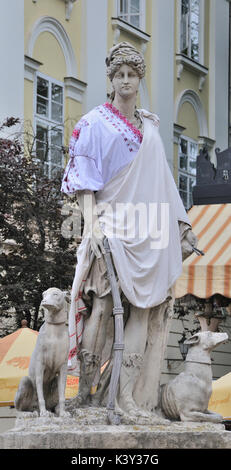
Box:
[224,259,231,298]
[0,328,80,404]
[0,329,22,364]
[189,204,210,228]
[197,204,226,239]
[187,265,195,295]
[206,237,231,297]
[175,204,231,299]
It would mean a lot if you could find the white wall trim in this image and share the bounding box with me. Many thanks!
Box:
[151,0,175,172]
[63,0,77,21]
[111,17,150,43]
[197,135,216,151]
[175,89,208,137]
[64,76,87,103]
[176,54,208,91]
[0,0,24,129]
[24,55,43,81]
[27,16,77,78]
[209,0,229,152]
[139,78,150,110]
[173,123,186,144]
[84,0,108,112]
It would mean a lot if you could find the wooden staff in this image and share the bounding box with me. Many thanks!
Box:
[103,237,124,425]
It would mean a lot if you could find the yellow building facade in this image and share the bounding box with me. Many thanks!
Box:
[1,0,229,209]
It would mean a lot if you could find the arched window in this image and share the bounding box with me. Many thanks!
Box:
[26,17,79,177]
[175,89,208,209]
[27,16,77,78]
[35,73,64,178]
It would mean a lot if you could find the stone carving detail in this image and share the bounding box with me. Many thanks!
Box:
[161,331,228,422]
[64,0,77,21]
[15,288,70,417]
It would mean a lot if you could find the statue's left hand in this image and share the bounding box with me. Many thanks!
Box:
[181,229,198,261]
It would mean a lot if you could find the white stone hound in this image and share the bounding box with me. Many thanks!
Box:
[15,288,70,417]
[161,331,228,422]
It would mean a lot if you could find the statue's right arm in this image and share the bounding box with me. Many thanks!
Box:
[76,190,105,258]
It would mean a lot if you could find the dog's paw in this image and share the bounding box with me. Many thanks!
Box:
[39,409,52,418]
[59,410,71,418]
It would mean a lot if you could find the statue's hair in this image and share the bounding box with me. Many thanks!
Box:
[105,41,146,81]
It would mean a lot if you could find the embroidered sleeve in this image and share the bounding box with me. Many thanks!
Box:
[69,118,90,158]
[61,116,104,194]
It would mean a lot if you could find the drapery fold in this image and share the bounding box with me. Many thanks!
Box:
[67,114,190,376]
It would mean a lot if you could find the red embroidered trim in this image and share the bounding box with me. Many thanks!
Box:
[71,118,89,141]
[72,128,81,139]
[68,347,77,359]
[103,102,143,143]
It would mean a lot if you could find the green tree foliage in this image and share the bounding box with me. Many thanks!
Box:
[0,118,77,333]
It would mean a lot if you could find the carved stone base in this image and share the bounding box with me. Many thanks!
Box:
[1,407,231,449]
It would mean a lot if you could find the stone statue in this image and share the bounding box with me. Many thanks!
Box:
[61,41,197,423]
[161,331,228,422]
[15,288,70,417]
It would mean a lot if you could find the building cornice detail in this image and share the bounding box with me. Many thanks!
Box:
[198,135,216,151]
[64,77,87,102]
[173,123,186,144]
[111,17,150,53]
[176,54,208,91]
[64,0,77,21]
[32,0,77,21]
[24,55,43,81]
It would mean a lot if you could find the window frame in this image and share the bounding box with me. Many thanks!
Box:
[178,135,198,210]
[178,0,204,65]
[33,72,65,178]
[117,0,146,31]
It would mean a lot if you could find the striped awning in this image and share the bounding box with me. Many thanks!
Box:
[175,204,231,299]
[0,327,81,405]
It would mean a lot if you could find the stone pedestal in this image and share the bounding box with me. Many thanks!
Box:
[1,408,231,449]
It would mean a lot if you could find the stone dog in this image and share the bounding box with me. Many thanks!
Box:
[15,288,70,417]
[161,330,228,422]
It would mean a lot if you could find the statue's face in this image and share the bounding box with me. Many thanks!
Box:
[112,64,140,99]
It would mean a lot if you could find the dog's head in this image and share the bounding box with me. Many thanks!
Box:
[184,331,228,353]
[41,288,69,313]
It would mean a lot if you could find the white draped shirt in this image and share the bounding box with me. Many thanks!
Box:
[61,102,147,194]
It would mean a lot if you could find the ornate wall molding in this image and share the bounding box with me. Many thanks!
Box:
[176,54,208,91]
[173,123,186,144]
[64,76,87,102]
[64,0,77,21]
[175,89,208,137]
[32,0,77,21]
[27,16,77,77]
[111,17,150,45]
[24,55,43,81]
